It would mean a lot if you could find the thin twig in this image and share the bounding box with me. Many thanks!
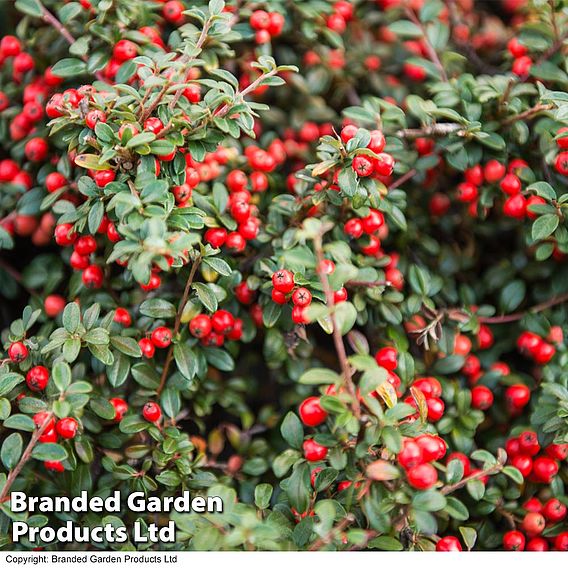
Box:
[157,258,201,395]
[501,103,554,126]
[478,291,568,324]
[441,462,503,495]
[313,234,361,419]
[388,169,416,191]
[308,514,355,551]
[396,123,464,139]
[0,412,54,503]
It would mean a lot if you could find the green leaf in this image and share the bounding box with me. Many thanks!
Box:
[203,347,234,371]
[337,167,358,197]
[62,302,81,333]
[192,283,218,312]
[502,465,524,484]
[368,536,404,551]
[466,479,485,500]
[139,299,176,319]
[280,412,303,450]
[52,361,72,392]
[3,414,35,432]
[89,397,116,420]
[0,373,25,397]
[499,280,526,313]
[334,302,358,334]
[254,483,273,509]
[388,20,423,38]
[412,490,447,512]
[445,496,469,520]
[532,214,559,241]
[286,462,311,513]
[1,433,23,469]
[110,336,142,357]
[174,343,197,380]
[15,0,43,18]
[50,58,87,78]
[298,368,339,385]
[32,443,67,462]
[202,257,232,276]
[459,526,477,550]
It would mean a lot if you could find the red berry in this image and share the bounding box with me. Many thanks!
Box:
[56,417,79,439]
[521,512,545,537]
[406,463,438,490]
[456,182,478,203]
[110,398,128,422]
[500,173,521,195]
[526,537,549,552]
[471,385,494,410]
[436,536,462,552]
[532,456,558,483]
[151,326,172,348]
[361,209,385,233]
[44,295,65,318]
[44,460,65,472]
[412,377,442,398]
[511,454,533,477]
[554,532,568,551]
[225,232,246,252]
[333,287,347,303]
[543,498,567,523]
[292,287,312,307]
[142,401,162,422]
[0,36,21,57]
[33,412,55,432]
[503,193,527,218]
[505,384,530,411]
[512,55,532,76]
[45,172,67,193]
[426,397,444,421]
[139,338,155,358]
[272,269,295,293]
[292,305,308,324]
[26,366,49,391]
[545,443,568,460]
[518,431,540,456]
[272,289,288,304]
[189,314,213,338]
[484,159,506,183]
[503,530,525,551]
[24,137,48,162]
[82,265,104,289]
[250,10,270,30]
[85,110,106,129]
[235,282,255,305]
[555,151,568,175]
[8,341,28,363]
[93,169,116,188]
[163,0,184,23]
[74,235,97,256]
[415,434,446,462]
[144,117,163,135]
[373,153,395,176]
[303,439,328,462]
[374,347,397,371]
[344,219,364,238]
[114,308,132,327]
[397,439,424,469]
[298,397,328,427]
[352,156,373,177]
[211,310,235,334]
[556,126,568,149]
[368,130,386,153]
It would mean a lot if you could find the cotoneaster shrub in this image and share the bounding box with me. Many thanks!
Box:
[0,0,567,552]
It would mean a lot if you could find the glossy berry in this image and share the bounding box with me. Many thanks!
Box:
[303,439,328,462]
[397,439,424,470]
[292,287,312,307]
[436,536,462,552]
[189,314,212,338]
[8,341,28,363]
[142,401,162,422]
[139,338,155,359]
[151,327,172,348]
[272,269,295,293]
[503,530,525,551]
[110,398,128,422]
[56,417,79,439]
[374,347,397,371]
[298,397,328,427]
[26,366,49,391]
[406,463,438,490]
[82,265,104,289]
[505,384,530,411]
[114,308,132,327]
[543,498,567,523]
[211,310,235,334]
[471,385,494,410]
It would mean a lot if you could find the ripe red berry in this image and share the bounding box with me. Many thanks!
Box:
[139,338,155,359]
[44,460,65,472]
[272,289,288,304]
[211,310,235,334]
[303,439,328,462]
[144,117,163,135]
[503,530,525,551]
[44,295,65,318]
[333,287,347,303]
[521,512,546,537]
[436,536,462,552]
[292,287,312,307]
[532,456,559,483]
[163,0,184,23]
[82,265,104,289]
[272,269,295,293]
[554,532,568,551]
[113,39,137,61]
[471,385,494,410]
[368,130,386,153]
[500,173,521,195]
[484,159,506,183]
[151,326,172,348]
[456,182,478,203]
[298,397,328,427]
[503,193,527,218]
[45,172,67,193]
[555,151,568,175]
[352,156,373,177]
[292,305,308,324]
[505,384,530,411]
[56,417,79,439]
[426,397,444,421]
[512,55,532,76]
[543,498,567,523]
[361,209,385,233]
[373,152,395,176]
[8,341,28,363]
[526,537,549,552]
[24,137,48,162]
[110,398,128,422]
[556,126,568,149]
[142,401,162,422]
[225,232,246,252]
[189,314,213,338]
[545,443,568,461]
[85,109,107,129]
[93,169,116,188]
[74,235,97,256]
[344,218,364,238]
[33,411,55,432]
[511,454,533,477]
[114,308,132,327]
[26,366,49,391]
[140,273,161,292]
[412,377,442,398]
[0,35,21,57]
[406,463,438,490]
[415,434,446,462]
[374,347,397,371]
[397,439,424,470]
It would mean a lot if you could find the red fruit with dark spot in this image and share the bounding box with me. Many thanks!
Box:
[272,269,295,293]
[189,314,212,338]
[521,512,546,537]
[374,347,397,371]
[151,326,172,348]
[56,417,79,439]
[142,401,162,422]
[292,287,312,307]
[543,498,567,523]
[503,531,525,551]
[436,536,462,552]
[139,338,155,359]
[26,366,49,391]
[397,439,424,469]
[24,137,48,162]
[299,397,328,427]
[352,155,374,177]
[82,265,104,289]
[532,456,558,483]
[8,341,28,363]
[471,385,494,410]
[211,310,235,334]
[113,308,131,327]
[505,384,530,411]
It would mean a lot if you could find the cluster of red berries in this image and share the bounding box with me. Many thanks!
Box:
[517,330,558,365]
[507,37,532,76]
[505,430,566,484]
[324,1,354,34]
[398,434,446,490]
[138,326,173,359]
[554,126,568,176]
[32,412,78,472]
[188,310,243,347]
[503,495,568,551]
[341,126,394,179]
[405,376,445,422]
[249,10,285,44]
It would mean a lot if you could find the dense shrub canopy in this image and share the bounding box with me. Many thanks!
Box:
[0,0,567,552]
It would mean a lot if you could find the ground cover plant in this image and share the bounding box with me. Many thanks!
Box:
[0,0,567,552]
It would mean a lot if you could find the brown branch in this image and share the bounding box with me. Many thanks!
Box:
[396,124,464,139]
[0,412,54,503]
[157,257,201,395]
[502,103,554,126]
[388,169,416,191]
[346,280,390,288]
[313,234,361,419]
[478,290,568,324]
[405,8,448,82]
[38,1,105,82]
[441,462,503,495]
